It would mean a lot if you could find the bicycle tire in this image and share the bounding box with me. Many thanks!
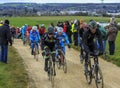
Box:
[84,60,92,84]
[33,43,38,61]
[94,64,104,88]
[48,55,55,88]
[56,55,61,69]
[61,51,67,73]
[35,45,38,61]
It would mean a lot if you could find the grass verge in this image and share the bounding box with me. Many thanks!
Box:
[0,46,28,88]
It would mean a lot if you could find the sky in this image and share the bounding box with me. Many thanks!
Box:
[0,0,120,3]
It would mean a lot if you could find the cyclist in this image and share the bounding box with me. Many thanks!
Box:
[21,24,28,45]
[79,22,88,63]
[26,25,32,45]
[38,24,46,50]
[42,26,56,75]
[55,27,70,61]
[81,21,103,71]
[30,26,40,55]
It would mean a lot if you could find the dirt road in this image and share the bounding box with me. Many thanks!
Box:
[13,39,120,88]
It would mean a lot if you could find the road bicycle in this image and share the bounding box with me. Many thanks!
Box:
[46,49,56,88]
[33,41,39,61]
[83,51,104,88]
[56,46,67,73]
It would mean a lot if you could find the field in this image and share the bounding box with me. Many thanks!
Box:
[1,16,120,27]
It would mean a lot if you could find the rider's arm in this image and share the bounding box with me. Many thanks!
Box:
[82,30,90,53]
[37,31,40,41]
[97,29,103,53]
[29,31,33,42]
[64,33,70,45]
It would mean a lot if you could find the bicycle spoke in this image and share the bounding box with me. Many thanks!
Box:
[84,60,92,84]
[95,65,104,88]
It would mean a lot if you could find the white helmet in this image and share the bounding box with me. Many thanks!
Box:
[57,27,63,33]
[32,26,37,31]
[0,20,3,24]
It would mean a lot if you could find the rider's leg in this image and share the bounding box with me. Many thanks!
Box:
[80,43,84,63]
[84,52,90,74]
[62,47,65,55]
[31,42,34,55]
[44,57,49,72]
[36,42,39,54]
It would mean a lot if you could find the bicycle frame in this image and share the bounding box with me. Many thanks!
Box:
[33,42,38,61]
[56,45,67,73]
[47,50,55,88]
[84,54,104,88]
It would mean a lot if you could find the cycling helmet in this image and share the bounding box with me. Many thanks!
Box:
[32,26,37,31]
[0,20,3,24]
[88,21,97,29]
[48,26,54,34]
[41,24,45,28]
[57,27,63,33]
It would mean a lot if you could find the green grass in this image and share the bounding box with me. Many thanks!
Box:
[1,16,120,28]
[0,46,28,88]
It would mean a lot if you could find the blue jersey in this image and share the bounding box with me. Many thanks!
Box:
[30,30,40,43]
[21,25,27,35]
[56,32,69,47]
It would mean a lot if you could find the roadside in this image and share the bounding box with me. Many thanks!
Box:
[0,46,28,88]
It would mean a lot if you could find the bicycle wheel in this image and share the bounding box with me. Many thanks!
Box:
[56,55,61,69]
[94,64,104,88]
[34,45,38,61]
[35,45,38,61]
[84,60,92,84]
[24,37,27,46]
[51,62,55,88]
[48,56,55,88]
[61,52,67,73]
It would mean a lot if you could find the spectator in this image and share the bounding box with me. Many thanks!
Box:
[16,27,21,38]
[38,24,46,37]
[50,22,54,28]
[0,19,12,64]
[10,25,16,42]
[107,23,118,55]
[63,22,67,33]
[110,17,118,35]
[97,23,107,53]
[66,21,72,43]
[26,25,32,45]
[72,19,80,46]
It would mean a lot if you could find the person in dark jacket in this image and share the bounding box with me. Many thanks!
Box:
[42,26,56,76]
[0,19,12,63]
[65,21,72,43]
[107,23,118,55]
[81,21,103,66]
